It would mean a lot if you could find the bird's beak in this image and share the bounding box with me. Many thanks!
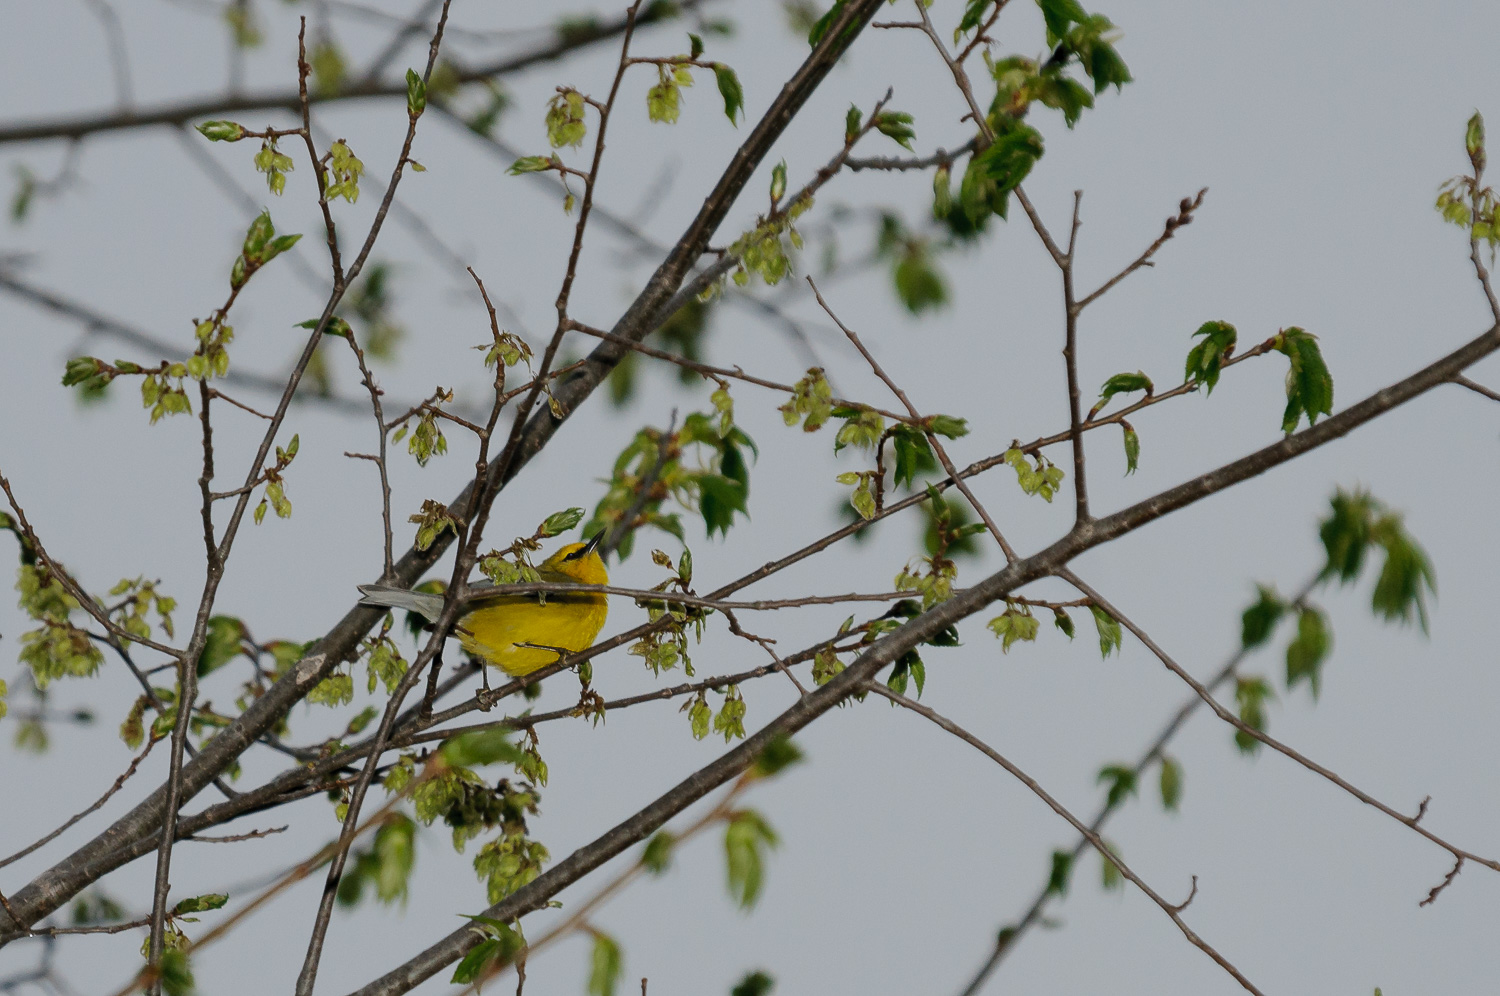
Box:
[580,529,605,557]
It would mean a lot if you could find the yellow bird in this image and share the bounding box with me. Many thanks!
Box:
[357,532,608,676]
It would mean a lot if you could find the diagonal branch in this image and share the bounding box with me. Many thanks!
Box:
[1061,569,1500,877]
[867,682,1266,996]
[0,1,708,146]
[954,572,1321,996]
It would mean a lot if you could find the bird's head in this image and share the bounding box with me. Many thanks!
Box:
[542,530,608,585]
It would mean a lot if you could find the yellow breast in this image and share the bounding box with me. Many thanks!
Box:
[458,593,608,676]
[458,540,609,676]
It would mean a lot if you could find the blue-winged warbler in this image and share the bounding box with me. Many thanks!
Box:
[357,532,608,676]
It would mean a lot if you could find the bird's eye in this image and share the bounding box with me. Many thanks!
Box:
[563,547,583,561]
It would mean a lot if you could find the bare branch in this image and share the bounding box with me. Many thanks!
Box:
[868,682,1266,996]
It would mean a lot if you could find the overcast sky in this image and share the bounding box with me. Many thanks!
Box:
[3,2,1500,994]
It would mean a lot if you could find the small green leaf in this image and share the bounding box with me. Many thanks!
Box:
[1233,676,1275,754]
[845,104,862,143]
[1094,370,1153,413]
[197,615,246,676]
[440,728,522,768]
[1285,606,1330,698]
[1184,321,1237,394]
[713,63,743,125]
[196,120,246,142]
[926,414,968,439]
[1053,608,1075,639]
[769,159,787,202]
[540,507,585,537]
[751,735,804,778]
[1096,764,1138,809]
[731,971,776,996]
[642,831,675,874]
[1046,849,1073,897]
[507,155,555,175]
[1121,426,1139,475]
[1240,584,1284,650]
[587,931,622,996]
[688,33,705,59]
[1274,327,1334,433]
[1090,605,1122,659]
[171,893,228,915]
[872,110,916,150]
[1158,755,1183,812]
[1100,839,1124,891]
[724,810,778,908]
[405,68,427,116]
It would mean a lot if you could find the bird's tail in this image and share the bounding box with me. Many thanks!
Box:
[357,583,445,623]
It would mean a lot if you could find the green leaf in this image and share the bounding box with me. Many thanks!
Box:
[171,888,226,912]
[713,63,744,125]
[1095,370,1153,411]
[688,32,705,59]
[1090,605,1122,658]
[1096,764,1138,808]
[588,932,622,996]
[845,104,862,143]
[196,120,246,142]
[890,425,933,489]
[769,160,787,202]
[957,0,995,38]
[450,938,501,985]
[697,472,749,537]
[507,155,554,175]
[1121,426,1139,475]
[642,831,675,874]
[1053,608,1075,639]
[1275,327,1334,433]
[1240,585,1284,650]
[405,68,426,116]
[246,207,279,256]
[1046,849,1073,897]
[1285,606,1330,698]
[872,111,916,150]
[731,972,776,996]
[260,233,302,263]
[807,0,848,47]
[451,917,524,984]
[1083,37,1132,95]
[1037,0,1088,39]
[1233,676,1275,754]
[1035,73,1095,128]
[973,121,1045,197]
[440,728,522,768]
[724,810,778,908]
[646,77,681,124]
[1158,755,1183,812]
[171,893,228,915]
[1100,839,1123,891]
[539,507,585,537]
[752,735,804,778]
[197,615,246,676]
[159,950,195,996]
[926,414,968,439]
[1371,520,1437,631]
[1184,321,1237,394]
[1319,488,1376,583]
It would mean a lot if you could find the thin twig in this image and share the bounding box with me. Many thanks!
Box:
[0,737,160,871]
[807,276,1019,562]
[868,681,1266,996]
[1061,570,1500,876]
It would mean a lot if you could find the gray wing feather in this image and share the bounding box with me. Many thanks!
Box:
[357,583,444,623]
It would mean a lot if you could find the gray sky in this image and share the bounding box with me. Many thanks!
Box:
[3,1,1500,994]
